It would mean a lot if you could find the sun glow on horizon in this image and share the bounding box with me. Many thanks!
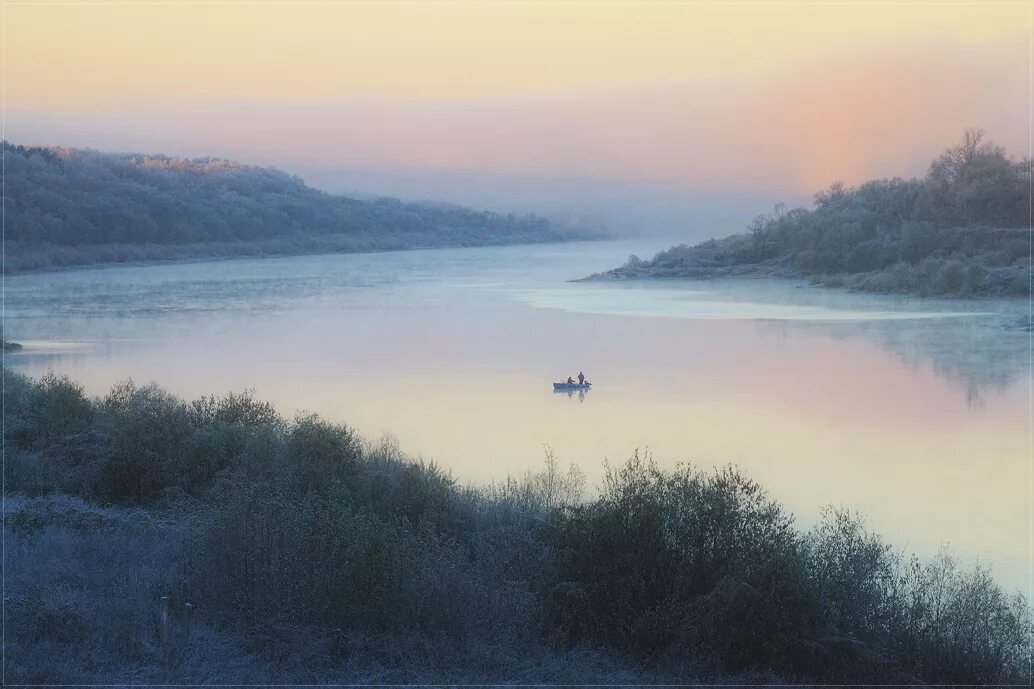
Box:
[3,2,1029,195]
[5,2,1026,109]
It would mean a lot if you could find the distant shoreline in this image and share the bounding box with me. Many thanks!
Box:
[582,132,1031,300]
[4,142,604,276]
[579,262,1030,301]
[579,257,801,283]
[4,234,599,277]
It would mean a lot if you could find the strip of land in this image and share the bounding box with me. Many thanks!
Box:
[585,131,1030,298]
[2,142,599,273]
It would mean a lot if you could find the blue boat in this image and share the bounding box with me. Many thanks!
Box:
[553,382,591,391]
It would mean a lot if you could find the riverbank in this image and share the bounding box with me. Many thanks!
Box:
[3,142,603,275]
[5,370,1028,684]
[580,254,802,282]
[4,232,601,276]
[586,133,1030,298]
[583,244,1029,298]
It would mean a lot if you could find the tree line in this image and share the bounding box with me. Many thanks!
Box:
[604,130,1030,296]
[2,142,579,271]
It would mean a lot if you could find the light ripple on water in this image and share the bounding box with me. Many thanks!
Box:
[2,243,1030,591]
[516,287,993,322]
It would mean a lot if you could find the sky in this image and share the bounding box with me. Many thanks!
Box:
[3,1,1030,237]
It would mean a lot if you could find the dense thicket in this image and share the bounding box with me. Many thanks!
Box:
[4,370,1029,684]
[596,131,1030,296]
[1,142,576,271]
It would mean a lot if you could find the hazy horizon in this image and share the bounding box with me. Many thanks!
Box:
[5,2,1028,241]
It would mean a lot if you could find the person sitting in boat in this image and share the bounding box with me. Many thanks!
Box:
[566,376,575,384]
[577,372,585,385]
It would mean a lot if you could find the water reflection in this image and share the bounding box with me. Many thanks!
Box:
[553,387,591,402]
[522,279,1029,397]
[760,315,1027,405]
[2,242,1029,590]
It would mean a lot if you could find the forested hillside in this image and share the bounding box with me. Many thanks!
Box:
[2,143,582,272]
[590,131,1030,297]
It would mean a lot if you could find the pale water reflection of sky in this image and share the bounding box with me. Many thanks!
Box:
[4,242,1030,591]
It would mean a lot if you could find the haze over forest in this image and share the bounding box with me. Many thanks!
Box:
[590,130,1031,297]
[2,143,583,272]
[6,3,1027,241]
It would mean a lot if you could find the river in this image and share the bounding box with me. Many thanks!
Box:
[4,240,1030,590]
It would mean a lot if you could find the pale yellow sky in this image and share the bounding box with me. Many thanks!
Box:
[3,1,1030,200]
[5,1,1027,109]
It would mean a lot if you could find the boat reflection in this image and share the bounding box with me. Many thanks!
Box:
[553,387,590,402]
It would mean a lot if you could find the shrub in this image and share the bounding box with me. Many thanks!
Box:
[188,389,281,428]
[4,371,1030,683]
[4,370,93,450]
[282,414,362,478]
[848,262,920,293]
[539,455,1030,682]
[92,383,195,502]
[539,454,816,672]
[887,552,1030,683]
[808,508,897,636]
[918,258,980,296]
[191,468,509,643]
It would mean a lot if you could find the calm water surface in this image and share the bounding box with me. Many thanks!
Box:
[5,241,1030,590]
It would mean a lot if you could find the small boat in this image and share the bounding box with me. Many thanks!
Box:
[553,382,591,391]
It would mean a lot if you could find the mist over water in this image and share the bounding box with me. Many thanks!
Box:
[5,241,1029,590]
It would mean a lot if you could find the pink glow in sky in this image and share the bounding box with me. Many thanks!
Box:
[5,2,1028,197]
